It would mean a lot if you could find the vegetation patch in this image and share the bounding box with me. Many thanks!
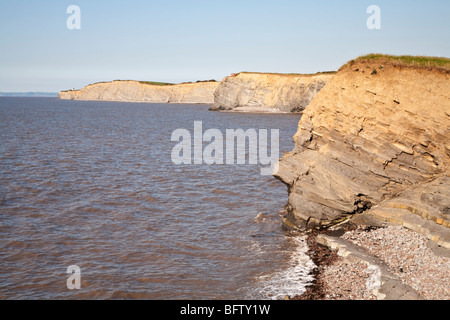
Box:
[343,54,450,72]
[236,71,337,77]
[138,81,174,86]
[180,80,218,84]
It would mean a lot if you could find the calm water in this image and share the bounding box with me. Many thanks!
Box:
[0,97,314,300]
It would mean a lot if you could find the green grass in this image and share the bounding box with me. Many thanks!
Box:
[344,54,450,72]
[61,79,216,92]
[140,80,217,85]
[235,71,337,77]
[179,80,218,84]
[78,79,174,88]
[138,81,174,86]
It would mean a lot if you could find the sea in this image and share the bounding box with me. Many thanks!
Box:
[0,97,315,300]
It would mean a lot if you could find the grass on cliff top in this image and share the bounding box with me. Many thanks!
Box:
[138,81,174,86]
[80,80,175,87]
[140,80,217,86]
[61,79,216,92]
[344,54,450,72]
[88,80,213,86]
[236,71,337,77]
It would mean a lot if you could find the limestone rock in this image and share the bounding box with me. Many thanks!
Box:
[58,80,219,104]
[274,60,450,229]
[210,72,334,113]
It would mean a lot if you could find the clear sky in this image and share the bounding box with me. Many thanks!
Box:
[1,0,449,92]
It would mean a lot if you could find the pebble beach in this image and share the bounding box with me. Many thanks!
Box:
[295,225,450,300]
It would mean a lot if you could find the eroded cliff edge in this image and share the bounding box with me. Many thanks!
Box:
[210,72,334,113]
[274,56,450,238]
[59,73,334,112]
[59,80,220,104]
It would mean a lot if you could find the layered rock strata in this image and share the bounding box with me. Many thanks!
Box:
[210,72,334,113]
[58,80,219,104]
[275,59,450,230]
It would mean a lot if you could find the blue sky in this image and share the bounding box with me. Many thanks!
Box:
[0,0,449,92]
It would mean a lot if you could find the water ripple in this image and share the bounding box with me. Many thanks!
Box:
[0,97,312,300]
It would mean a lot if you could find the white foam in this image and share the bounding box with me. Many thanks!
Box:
[250,236,316,300]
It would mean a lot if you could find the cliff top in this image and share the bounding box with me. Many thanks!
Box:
[341,54,450,73]
[236,71,337,77]
[60,79,218,93]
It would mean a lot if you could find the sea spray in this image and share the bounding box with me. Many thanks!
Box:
[250,236,316,300]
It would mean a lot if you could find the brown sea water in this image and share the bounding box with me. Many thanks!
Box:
[0,97,314,300]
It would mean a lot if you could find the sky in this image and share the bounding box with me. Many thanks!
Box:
[0,0,449,92]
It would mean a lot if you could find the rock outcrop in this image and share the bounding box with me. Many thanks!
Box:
[210,72,334,113]
[59,73,334,113]
[275,56,450,231]
[58,80,219,104]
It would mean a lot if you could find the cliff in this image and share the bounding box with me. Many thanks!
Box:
[59,73,334,113]
[274,55,450,238]
[58,80,220,104]
[210,72,334,113]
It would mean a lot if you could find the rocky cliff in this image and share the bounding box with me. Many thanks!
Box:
[210,72,334,113]
[58,80,219,104]
[59,73,333,113]
[274,56,450,233]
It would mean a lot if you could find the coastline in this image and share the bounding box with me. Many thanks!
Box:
[59,72,333,114]
[55,54,450,301]
[272,55,450,300]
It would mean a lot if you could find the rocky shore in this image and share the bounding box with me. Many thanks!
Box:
[292,220,449,300]
[271,55,449,300]
[58,54,449,300]
[274,55,450,230]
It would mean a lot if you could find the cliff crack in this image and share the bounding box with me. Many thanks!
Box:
[353,194,373,214]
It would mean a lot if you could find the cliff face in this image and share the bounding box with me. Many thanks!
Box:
[274,60,450,230]
[58,80,220,104]
[59,73,333,112]
[210,73,334,113]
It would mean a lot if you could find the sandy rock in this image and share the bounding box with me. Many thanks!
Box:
[58,80,219,104]
[210,72,333,113]
[275,60,450,229]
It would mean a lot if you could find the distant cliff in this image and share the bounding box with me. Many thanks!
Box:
[59,73,334,113]
[58,80,219,104]
[210,72,334,113]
